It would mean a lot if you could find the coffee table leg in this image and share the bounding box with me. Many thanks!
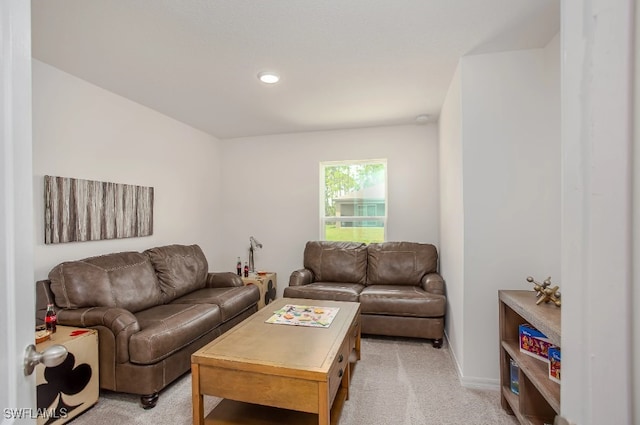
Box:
[318,382,330,425]
[192,364,204,425]
[355,323,361,360]
[343,363,350,400]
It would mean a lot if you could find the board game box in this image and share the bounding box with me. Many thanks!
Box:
[519,324,552,362]
[265,304,340,328]
[509,358,520,395]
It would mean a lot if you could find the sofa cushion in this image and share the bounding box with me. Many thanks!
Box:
[170,285,259,322]
[303,241,367,284]
[359,285,446,317]
[367,242,438,285]
[283,282,364,302]
[129,303,221,365]
[49,252,163,313]
[144,244,208,302]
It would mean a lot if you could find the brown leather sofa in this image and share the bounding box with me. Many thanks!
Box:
[284,241,446,348]
[35,244,259,408]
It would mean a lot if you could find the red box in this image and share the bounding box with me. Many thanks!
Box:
[519,324,552,363]
[548,346,561,383]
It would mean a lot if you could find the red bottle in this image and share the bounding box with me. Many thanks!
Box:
[45,303,57,333]
[244,262,249,278]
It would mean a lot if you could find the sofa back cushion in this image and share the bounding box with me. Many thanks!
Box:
[49,251,164,313]
[367,242,438,285]
[303,241,367,284]
[144,244,208,302]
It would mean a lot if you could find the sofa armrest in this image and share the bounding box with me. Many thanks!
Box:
[422,273,445,295]
[289,268,314,286]
[206,272,244,288]
[57,307,140,364]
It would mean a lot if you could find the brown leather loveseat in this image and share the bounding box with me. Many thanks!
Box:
[284,241,446,348]
[36,244,259,408]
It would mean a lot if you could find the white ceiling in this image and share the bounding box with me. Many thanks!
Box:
[31,0,560,140]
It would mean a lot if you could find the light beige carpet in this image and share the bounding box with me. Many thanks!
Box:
[67,337,518,425]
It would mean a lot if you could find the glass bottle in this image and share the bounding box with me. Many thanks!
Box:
[45,303,57,333]
[244,262,249,278]
[236,257,242,276]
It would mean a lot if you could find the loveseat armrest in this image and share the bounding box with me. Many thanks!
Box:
[206,272,244,288]
[57,307,140,364]
[422,273,445,295]
[289,268,314,286]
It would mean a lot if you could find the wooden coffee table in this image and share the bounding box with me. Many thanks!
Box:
[192,298,361,425]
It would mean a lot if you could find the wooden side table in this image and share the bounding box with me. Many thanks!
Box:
[242,272,277,309]
[36,326,99,425]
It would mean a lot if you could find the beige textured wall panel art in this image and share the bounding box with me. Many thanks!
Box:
[44,175,154,244]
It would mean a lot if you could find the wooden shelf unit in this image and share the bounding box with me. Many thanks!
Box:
[499,290,561,425]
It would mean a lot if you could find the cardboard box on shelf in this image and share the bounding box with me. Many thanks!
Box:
[519,324,553,363]
[548,346,561,383]
[509,358,520,395]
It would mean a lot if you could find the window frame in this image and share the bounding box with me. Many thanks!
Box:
[319,158,388,242]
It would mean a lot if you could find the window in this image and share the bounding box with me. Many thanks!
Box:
[320,159,387,243]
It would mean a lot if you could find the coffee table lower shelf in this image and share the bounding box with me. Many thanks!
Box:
[205,387,348,425]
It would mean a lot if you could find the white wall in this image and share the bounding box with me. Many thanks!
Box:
[439,64,465,372]
[461,37,561,384]
[439,35,561,387]
[561,0,635,423]
[32,60,225,279]
[220,124,440,297]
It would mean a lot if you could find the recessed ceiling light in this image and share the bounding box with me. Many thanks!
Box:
[258,72,280,84]
[415,114,430,124]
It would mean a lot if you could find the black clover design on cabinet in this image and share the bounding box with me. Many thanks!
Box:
[37,352,92,425]
[265,278,276,306]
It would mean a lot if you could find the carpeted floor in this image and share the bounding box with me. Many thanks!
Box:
[66,336,518,425]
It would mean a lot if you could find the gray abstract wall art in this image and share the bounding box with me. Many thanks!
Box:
[44,176,154,244]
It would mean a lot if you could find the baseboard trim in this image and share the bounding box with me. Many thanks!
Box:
[443,331,501,391]
[459,376,500,391]
[444,331,464,381]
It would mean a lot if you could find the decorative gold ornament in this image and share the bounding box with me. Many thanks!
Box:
[526,276,561,307]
